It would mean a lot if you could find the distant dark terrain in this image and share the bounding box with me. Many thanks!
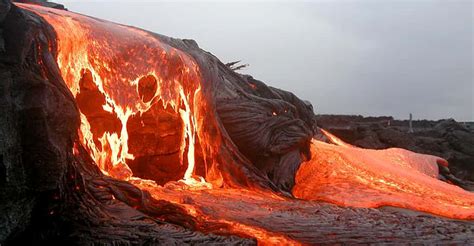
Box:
[317,115,474,184]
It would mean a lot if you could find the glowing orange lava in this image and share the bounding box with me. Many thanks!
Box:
[15,4,474,244]
[294,131,474,220]
[19,3,209,187]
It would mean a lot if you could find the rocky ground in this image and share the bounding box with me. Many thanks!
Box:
[137,184,474,245]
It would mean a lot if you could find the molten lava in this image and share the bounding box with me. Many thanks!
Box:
[19,3,209,187]
[16,2,474,244]
[294,131,474,219]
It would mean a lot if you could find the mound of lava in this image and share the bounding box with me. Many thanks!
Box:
[0,1,472,244]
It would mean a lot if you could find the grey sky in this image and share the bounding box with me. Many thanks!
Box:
[57,0,473,121]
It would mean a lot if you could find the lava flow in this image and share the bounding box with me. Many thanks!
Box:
[19,3,211,187]
[294,131,474,219]
[15,2,474,244]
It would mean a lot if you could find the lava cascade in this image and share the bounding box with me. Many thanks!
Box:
[19,3,211,187]
[16,4,474,243]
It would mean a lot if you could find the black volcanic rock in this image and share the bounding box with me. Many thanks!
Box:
[12,0,65,10]
[0,0,10,23]
[0,2,78,241]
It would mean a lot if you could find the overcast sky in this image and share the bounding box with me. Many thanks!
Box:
[57,0,473,121]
